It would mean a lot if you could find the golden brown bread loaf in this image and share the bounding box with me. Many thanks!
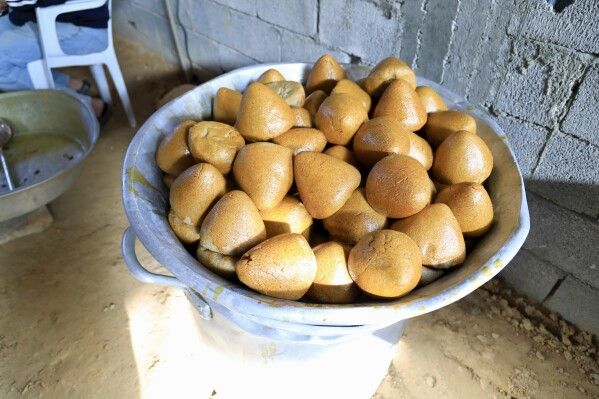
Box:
[187,121,245,174]
[294,151,361,219]
[169,163,227,226]
[406,131,433,170]
[265,81,306,107]
[168,209,200,245]
[323,188,387,244]
[331,79,372,113]
[232,142,294,210]
[424,111,476,146]
[306,242,359,304]
[259,196,313,238]
[391,203,466,268]
[348,230,422,298]
[365,154,431,218]
[306,54,346,94]
[236,233,317,300]
[155,120,196,176]
[199,190,267,256]
[196,246,237,280]
[373,79,427,132]
[361,56,417,97]
[292,107,312,127]
[431,131,493,184]
[434,183,494,237]
[257,68,285,84]
[272,128,327,155]
[302,90,327,125]
[213,88,242,126]
[315,93,368,145]
[415,86,447,113]
[323,145,358,167]
[352,116,411,167]
[235,82,295,141]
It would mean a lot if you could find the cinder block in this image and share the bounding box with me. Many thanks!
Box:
[186,31,256,75]
[131,0,167,18]
[561,62,599,147]
[519,0,599,55]
[280,30,350,64]
[530,132,599,219]
[494,114,549,177]
[524,192,599,289]
[398,0,425,66]
[212,0,256,15]
[318,0,401,64]
[257,0,317,37]
[493,38,588,128]
[461,0,520,107]
[500,249,566,303]
[178,0,280,62]
[412,0,459,82]
[112,3,178,63]
[544,276,599,337]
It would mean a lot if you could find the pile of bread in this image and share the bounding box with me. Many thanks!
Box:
[155,55,494,304]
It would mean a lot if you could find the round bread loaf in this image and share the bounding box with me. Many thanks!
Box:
[196,245,237,280]
[155,120,196,176]
[406,131,433,170]
[424,111,476,146]
[323,188,387,244]
[306,54,346,94]
[315,93,368,145]
[361,57,417,97]
[391,203,466,268]
[169,163,226,226]
[373,79,427,132]
[331,79,371,112]
[236,233,317,300]
[265,81,306,107]
[432,131,493,184]
[365,154,431,218]
[348,230,422,298]
[306,242,359,304]
[235,82,295,141]
[434,182,494,237]
[324,145,358,166]
[292,107,312,127]
[272,128,327,155]
[213,88,242,126]
[259,196,313,238]
[257,68,285,84]
[294,151,361,219]
[187,121,245,174]
[415,86,447,113]
[233,142,294,210]
[303,90,327,125]
[167,209,200,245]
[352,116,411,167]
[199,190,267,256]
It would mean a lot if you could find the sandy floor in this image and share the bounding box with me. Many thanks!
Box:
[0,39,597,399]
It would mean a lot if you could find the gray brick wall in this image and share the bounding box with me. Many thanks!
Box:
[112,0,599,335]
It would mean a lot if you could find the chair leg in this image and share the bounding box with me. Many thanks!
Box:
[27,60,52,89]
[90,64,112,105]
[105,56,136,128]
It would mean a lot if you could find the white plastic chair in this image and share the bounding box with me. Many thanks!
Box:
[27,0,136,127]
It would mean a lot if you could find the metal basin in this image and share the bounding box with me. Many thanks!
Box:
[0,90,99,222]
[121,63,530,329]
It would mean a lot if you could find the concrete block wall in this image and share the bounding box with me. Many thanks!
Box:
[112,0,599,335]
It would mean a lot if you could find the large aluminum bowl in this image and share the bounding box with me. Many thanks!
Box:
[0,90,99,221]
[121,63,529,328]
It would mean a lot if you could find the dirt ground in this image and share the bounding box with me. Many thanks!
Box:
[0,39,597,399]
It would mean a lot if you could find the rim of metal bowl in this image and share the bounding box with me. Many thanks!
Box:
[122,62,530,327]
